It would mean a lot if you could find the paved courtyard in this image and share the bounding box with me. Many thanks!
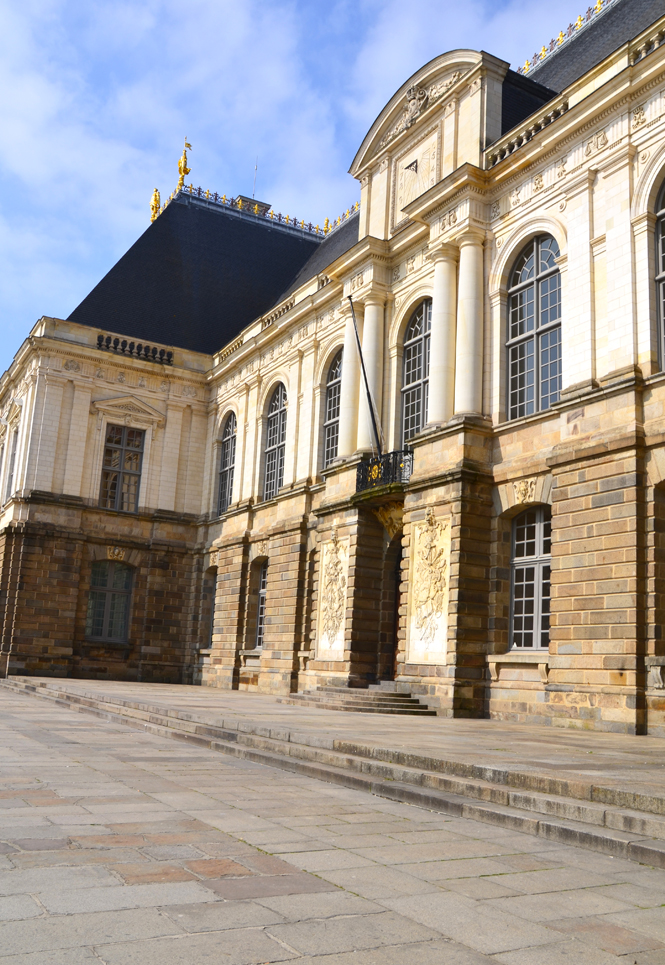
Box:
[3,690,665,962]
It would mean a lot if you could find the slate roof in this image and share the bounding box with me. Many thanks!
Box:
[528,0,665,92]
[500,70,557,136]
[67,193,323,356]
[278,211,360,301]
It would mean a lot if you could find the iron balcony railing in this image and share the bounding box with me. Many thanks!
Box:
[356,450,413,492]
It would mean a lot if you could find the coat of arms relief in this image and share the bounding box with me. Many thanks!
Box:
[317,528,349,657]
[407,509,451,662]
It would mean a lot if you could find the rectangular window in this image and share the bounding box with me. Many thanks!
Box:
[255,562,268,649]
[509,340,535,419]
[100,424,145,513]
[85,560,132,643]
[510,508,551,650]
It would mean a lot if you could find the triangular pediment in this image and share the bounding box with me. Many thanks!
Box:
[350,50,481,176]
[92,395,166,426]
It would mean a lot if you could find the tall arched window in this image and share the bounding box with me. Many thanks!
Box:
[255,560,268,649]
[323,350,343,468]
[402,300,432,445]
[218,412,236,515]
[656,183,665,362]
[264,384,287,500]
[507,235,561,420]
[85,560,133,643]
[510,507,551,650]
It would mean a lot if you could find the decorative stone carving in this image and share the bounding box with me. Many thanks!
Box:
[490,201,500,219]
[254,539,269,559]
[138,377,146,388]
[64,359,80,372]
[395,131,438,217]
[318,528,349,655]
[633,105,646,128]
[584,130,608,156]
[209,549,219,568]
[95,368,104,379]
[648,665,665,689]
[407,509,451,661]
[392,266,400,282]
[372,502,404,539]
[117,372,126,383]
[513,477,537,504]
[533,174,544,192]
[440,209,457,229]
[511,187,521,207]
[406,256,416,274]
[380,85,429,147]
[182,386,197,398]
[351,272,364,291]
[107,546,125,561]
[557,158,567,179]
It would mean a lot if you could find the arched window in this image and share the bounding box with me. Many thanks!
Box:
[255,561,268,649]
[218,412,236,515]
[323,350,343,468]
[85,560,133,643]
[510,507,551,650]
[5,428,18,500]
[263,384,287,500]
[507,236,561,420]
[656,184,665,362]
[402,300,431,445]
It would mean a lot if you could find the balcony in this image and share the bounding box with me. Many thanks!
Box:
[356,450,413,493]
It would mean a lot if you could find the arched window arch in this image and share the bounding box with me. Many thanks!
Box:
[401,300,432,445]
[507,235,561,420]
[510,506,551,650]
[655,182,665,364]
[323,350,343,468]
[85,560,133,643]
[263,383,287,500]
[218,412,236,515]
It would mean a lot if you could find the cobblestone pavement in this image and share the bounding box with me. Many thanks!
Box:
[2,691,665,963]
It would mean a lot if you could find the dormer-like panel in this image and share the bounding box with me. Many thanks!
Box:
[351,50,510,240]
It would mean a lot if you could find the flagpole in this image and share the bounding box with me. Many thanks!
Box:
[347,296,382,458]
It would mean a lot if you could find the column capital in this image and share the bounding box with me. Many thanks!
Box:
[361,291,386,308]
[427,242,459,264]
[457,227,486,247]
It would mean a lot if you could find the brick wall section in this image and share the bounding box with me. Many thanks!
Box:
[346,510,385,686]
[203,538,248,689]
[258,525,307,694]
[548,449,647,734]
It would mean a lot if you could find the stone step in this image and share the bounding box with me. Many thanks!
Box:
[6,675,665,869]
[282,686,436,715]
[276,695,436,715]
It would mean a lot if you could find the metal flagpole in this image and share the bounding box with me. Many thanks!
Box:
[347,296,383,458]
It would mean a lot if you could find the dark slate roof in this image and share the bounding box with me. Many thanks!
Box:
[278,211,360,300]
[528,0,665,92]
[500,70,557,136]
[67,193,322,355]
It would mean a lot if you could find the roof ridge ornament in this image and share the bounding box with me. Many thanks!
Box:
[177,138,192,191]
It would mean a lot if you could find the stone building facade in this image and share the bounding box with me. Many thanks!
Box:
[3,0,665,735]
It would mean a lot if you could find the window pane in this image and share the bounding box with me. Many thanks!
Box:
[107,593,129,640]
[512,565,536,648]
[91,561,110,588]
[539,236,560,271]
[540,564,551,648]
[125,429,144,450]
[325,380,341,424]
[514,510,537,558]
[324,422,339,468]
[511,247,535,286]
[404,341,422,386]
[264,449,277,500]
[540,273,561,327]
[112,563,132,591]
[509,340,535,419]
[103,447,122,469]
[509,288,535,340]
[85,591,107,637]
[100,470,119,508]
[120,473,138,513]
[540,327,562,410]
[402,386,422,441]
[106,425,123,445]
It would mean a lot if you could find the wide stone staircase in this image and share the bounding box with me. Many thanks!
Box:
[275,684,437,715]
[6,674,665,870]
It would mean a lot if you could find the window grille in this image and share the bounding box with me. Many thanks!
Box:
[218,413,237,514]
[255,561,268,649]
[85,560,133,643]
[401,300,431,445]
[100,424,145,513]
[263,384,287,500]
[5,429,18,500]
[510,506,551,650]
[507,236,562,420]
[323,350,343,467]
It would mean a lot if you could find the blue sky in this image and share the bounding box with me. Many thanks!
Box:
[0,0,586,373]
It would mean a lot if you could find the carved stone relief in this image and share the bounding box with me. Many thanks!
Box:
[513,477,537,504]
[317,528,349,657]
[107,546,125,561]
[63,359,80,372]
[533,174,544,192]
[372,502,404,539]
[584,130,608,156]
[633,105,646,128]
[407,509,451,662]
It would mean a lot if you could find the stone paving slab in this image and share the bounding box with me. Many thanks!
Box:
[5,687,665,962]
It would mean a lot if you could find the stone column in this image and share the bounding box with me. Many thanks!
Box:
[454,231,485,417]
[336,306,362,459]
[356,294,385,452]
[427,244,458,426]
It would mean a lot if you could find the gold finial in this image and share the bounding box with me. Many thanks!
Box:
[540,45,547,59]
[254,203,259,214]
[300,218,304,228]
[177,138,192,191]
[354,201,359,211]
[205,188,210,199]
[237,197,243,209]
[150,188,161,222]
[594,0,602,10]
[315,224,320,233]
[324,217,330,234]
[557,30,565,44]
[222,194,227,204]
[285,214,290,224]
[523,58,531,72]
[269,209,274,219]
[575,14,583,29]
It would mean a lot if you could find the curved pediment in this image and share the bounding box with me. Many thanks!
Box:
[349,50,482,177]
